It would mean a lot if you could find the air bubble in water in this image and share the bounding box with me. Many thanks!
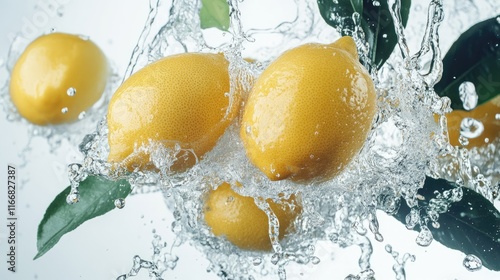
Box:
[61,107,68,114]
[115,198,126,209]
[458,82,477,110]
[67,87,76,96]
[460,118,484,139]
[463,254,482,271]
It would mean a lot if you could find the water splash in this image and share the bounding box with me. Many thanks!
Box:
[24,0,498,279]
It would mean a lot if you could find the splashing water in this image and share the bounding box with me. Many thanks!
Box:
[3,0,498,279]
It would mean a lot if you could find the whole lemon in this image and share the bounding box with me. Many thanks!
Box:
[107,53,239,171]
[240,36,377,182]
[446,95,500,147]
[203,182,301,251]
[10,33,108,125]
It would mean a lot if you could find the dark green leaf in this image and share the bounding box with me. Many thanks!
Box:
[35,176,131,260]
[200,0,230,31]
[394,177,500,271]
[434,16,500,110]
[317,0,411,69]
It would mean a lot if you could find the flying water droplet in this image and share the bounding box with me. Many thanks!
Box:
[458,82,477,110]
[460,118,484,139]
[372,1,381,7]
[67,87,76,96]
[61,107,68,114]
[463,254,482,271]
[415,226,433,246]
[115,198,126,209]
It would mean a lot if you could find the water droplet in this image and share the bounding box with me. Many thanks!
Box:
[495,113,500,120]
[78,111,86,120]
[252,257,262,266]
[458,82,477,110]
[67,87,76,96]
[382,33,387,38]
[373,1,381,6]
[458,135,469,146]
[415,226,433,246]
[460,118,484,139]
[406,208,420,229]
[311,256,320,265]
[385,244,392,253]
[271,253,280,265]
[463,254,482,271]
[66,193,80,204]
[226,196,234,203]
[245,126,251,134]
[61,107,68,114]
[115,198,126,209]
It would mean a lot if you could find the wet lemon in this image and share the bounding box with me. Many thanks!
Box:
[203,182,301,251]
[240,36,377,182]
[10,32,108,125]
[446,95,500,147]
[107,53,239,171]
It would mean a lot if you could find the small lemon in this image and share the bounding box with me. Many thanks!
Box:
[240,36,377,182]
[203,182,301,251]
[10,32,108,125]
[107,53,239,171]
[445,95,500,147]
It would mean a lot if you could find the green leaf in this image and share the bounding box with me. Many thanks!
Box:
[34,176,131,260]
[394,177,500,271]
[200,0,230,31]
[317,0,411,69]
[434,16,500,110]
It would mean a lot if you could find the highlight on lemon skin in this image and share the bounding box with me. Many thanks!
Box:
[107,52,240,172]
[444,95,500,147]
[9,32,109,125]
[203,182,301,251]
[240,36,377,182]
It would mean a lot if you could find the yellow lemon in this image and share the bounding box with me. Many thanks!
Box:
[240,36,377,182]
[107,53,239,171]
[203,182,301,251]
[10,32,108,125]
[445,95,500,147]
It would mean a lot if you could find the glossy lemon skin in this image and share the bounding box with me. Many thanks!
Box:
[107,53,239,171]
[9,33,108,125]
[446,95,500,147]
[240,37,377,182]
[203,182,301,251]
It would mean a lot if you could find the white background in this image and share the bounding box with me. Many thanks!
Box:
[0,0,499,279]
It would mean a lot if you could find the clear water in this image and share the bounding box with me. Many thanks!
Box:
[1,0,499,279]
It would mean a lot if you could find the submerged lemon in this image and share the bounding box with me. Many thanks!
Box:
[107,53,239,171]
[10,32,108,125]
[203,182,301,251]
[240,36,377,182]
[446,95,500,147]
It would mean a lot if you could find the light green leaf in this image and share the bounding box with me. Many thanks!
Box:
[200,0,230,31]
